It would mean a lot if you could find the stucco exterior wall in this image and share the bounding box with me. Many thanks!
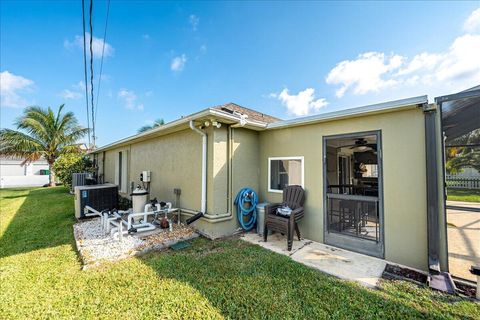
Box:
[129,129,203,210]
[102,148,116,185]
[101,130,201,209]
[98,126,260,239]
[193,127,260,238]
[258,107,428,270]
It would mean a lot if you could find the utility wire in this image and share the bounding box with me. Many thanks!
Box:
[94,0,111,130]
[89,0,95,147]
[81,0,91,147]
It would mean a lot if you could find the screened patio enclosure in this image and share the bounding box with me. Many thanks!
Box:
[323,131,383,258]
[436,86,480,282]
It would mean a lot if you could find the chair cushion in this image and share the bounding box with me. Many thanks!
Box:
[276,206,292,217]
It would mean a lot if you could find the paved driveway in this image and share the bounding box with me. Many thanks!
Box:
[447,201,480,282]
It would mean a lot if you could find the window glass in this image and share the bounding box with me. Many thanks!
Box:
[362,164,378,177]
[269,158,303,191]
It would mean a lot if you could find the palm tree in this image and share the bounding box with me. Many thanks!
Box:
[138,118,165,133]
[0,105,89,187]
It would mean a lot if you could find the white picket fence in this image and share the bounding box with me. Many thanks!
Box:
[446,174,480,189]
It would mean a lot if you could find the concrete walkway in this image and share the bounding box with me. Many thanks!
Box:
[446,201,480,282]
[241,232,387,288]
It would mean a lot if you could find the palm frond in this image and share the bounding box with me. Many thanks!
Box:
[0,129,45,162]
[3,105,88,163]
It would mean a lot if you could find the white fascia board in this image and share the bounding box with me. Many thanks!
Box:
[91,108,267,153]
[267,95,428,130]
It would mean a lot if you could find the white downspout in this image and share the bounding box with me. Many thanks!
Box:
[189,120,207,213]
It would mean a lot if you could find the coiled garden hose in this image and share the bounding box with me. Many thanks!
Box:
[234,188,258,231]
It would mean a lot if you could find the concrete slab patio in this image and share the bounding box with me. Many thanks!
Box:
[241,232,387,288]
[446,201,480,282]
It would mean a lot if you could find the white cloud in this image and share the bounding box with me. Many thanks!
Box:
[272,88,328,116]
[200,44,207,54]
[326,36,480,97]
[396,52,442,76]
[325,8,480,98]
[171,54,187,72]
[189,14,199,31]
[464,7,480,33]
[58,81,88,100]
[0,71,34,108]
[118,89,144,111]
[326,52,403,98]
[64,32,114,59]
[435,34,480,82]
[59,89,82,100]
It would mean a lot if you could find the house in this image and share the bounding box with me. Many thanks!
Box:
[91,96,449,273]
[0,157,50,188]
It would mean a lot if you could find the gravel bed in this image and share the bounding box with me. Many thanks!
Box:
[73,218,197,268]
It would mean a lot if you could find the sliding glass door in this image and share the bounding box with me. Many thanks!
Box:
[323,131,384,258]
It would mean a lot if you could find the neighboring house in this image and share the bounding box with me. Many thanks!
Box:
[90,98,453,273]
[0,157,50,188]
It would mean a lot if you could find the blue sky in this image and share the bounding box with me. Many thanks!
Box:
[1,1,479,146]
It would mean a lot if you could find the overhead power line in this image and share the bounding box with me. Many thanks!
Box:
[81,0,91,147]
[89,0,95,147]
[94,0,111,131]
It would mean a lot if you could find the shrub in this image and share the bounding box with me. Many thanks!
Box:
[118,195,132,210]
[53,153,93,189]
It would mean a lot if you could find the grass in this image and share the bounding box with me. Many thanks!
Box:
[447,188,480,203]
[0,188,478,319]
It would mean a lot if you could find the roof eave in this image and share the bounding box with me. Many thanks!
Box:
[90,108,267,153]
[267,95,428,130]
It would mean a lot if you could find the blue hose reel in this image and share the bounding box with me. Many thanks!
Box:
[234,187,258,231]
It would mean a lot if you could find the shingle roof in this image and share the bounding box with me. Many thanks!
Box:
[213,103,281,124]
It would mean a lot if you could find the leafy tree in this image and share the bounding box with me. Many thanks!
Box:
[138,118,164,133]
[0,105,88,187]
[445,129,480,173]
[53,153,93,189]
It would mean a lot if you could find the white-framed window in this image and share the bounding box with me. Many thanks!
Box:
[115,150,129,193]
[268,156,304,193]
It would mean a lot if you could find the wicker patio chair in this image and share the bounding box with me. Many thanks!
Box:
[264,185,305,251]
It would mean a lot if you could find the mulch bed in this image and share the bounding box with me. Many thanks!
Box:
[382,263,477,299]
[454,280,477,299]
[382,264,428,285]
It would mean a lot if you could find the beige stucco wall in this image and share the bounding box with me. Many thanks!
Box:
[101,130,202,209]
[130,129,202,210]
[103,146,130,189]
[258,107,429,270]
[98,126,260,239]
[192,127,260,238]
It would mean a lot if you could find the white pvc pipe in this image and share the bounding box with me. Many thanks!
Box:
[179,124,237,224]
[189,120,207,214]
[83,205,103,218]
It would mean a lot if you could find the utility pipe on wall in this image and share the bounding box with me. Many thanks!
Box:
[181,124,237,223]
[189,120,207,214]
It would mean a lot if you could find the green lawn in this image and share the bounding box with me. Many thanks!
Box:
[447,188,480,203]
[0,188,478,319]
